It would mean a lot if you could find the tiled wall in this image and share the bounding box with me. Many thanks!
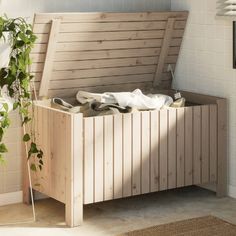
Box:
[171,0,236,196]
[0,0,171,195]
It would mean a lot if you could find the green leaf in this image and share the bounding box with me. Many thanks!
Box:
[2,103,8,112]
[13,102,19,110]
[0,143,8,153]
[30,163,37,172]
[15,40,25,48]
[1,117,10,128]
[0,15,41,166]
[29,142,38,154]
[0,128,4,142]
[23,133,30,142]
[22,116,31,125]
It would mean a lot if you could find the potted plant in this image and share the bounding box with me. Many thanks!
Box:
[0,15,43,170]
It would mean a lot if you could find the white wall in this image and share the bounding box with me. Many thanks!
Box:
[171,0,236,197]
[0,0,171,19]
[0,0,171,197]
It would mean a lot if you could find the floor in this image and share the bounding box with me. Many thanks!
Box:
[0,186,236,236]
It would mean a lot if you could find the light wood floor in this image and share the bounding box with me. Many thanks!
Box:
[0,187,236,236]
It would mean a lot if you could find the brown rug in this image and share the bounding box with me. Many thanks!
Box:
[118,216,236,236]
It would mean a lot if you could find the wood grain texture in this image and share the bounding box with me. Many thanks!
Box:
[132,112,141,196]
[159,109,168,190]
[141,111,151,194]
[201,106,210,184]
[150,111,159,192]
[153,18,175,86]
[26,11,228,228]
[185,107,193,186]
[32,12,188,97]
[123,114,132,197]
[177,108,185,187]
[113,115,123,199]
[83,118,94,204]
[39,19,60,97]
[66,113,83,227]
[168,109,177,189]
[94,117,104,202]
[104,116,114,201]
[193,106,201,185]
[29,94,226,227]
[216,99,227,197]
[209,105,217,183]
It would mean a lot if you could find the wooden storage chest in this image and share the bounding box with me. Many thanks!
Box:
[23,11,227,227]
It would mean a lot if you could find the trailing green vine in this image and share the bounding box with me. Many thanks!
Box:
[0,15,43,170]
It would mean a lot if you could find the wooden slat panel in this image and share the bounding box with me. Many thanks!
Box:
[168,109,177,189]
[69,113,83,226]
[201,105,210,184]
[150,111,159,192]
[153,18,175,86]
[123,114,132,197]
[31,47,180,63]
[31,55,178,73]
[50,65,156,81]
[159,109,168,191]
[141,111,150,194]
[47,82,153,98]
[132,112,141,196]
[177,108,185,187]
[55,39,162,52]
[113,114,123,199]
[32,12,188,97]
[34,20,186,34]
[32,107,76,205]
[83,117,94,204]
[50,112,66,203]
[35,30,185,44]
[216,99,227,197]
[41,108,50,196]
[34,21,167,34]
[209,105,217,183]
[39,19,60,97]
[185,107,193,186]
[34,12,189,24]
[193,106,201,185]
[104,116,114,201]
[49,74,153,90]
[52,57,157,71]
[94,117,104,202]
[32,38,182,53]
[31,48,160,63]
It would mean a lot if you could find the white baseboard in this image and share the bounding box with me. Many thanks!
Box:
[228,185,236,199]
[0,191,22,206]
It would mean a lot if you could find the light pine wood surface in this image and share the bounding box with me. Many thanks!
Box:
[24,11,227,228]
[31,11,188,98]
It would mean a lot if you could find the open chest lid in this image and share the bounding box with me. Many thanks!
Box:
[31,11,188,99]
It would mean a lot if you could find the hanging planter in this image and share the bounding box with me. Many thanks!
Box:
[0,15,43,170]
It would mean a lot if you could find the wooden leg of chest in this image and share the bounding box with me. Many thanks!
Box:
[65,114,84,227]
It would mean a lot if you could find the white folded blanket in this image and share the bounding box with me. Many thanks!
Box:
[76,89,173,110]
